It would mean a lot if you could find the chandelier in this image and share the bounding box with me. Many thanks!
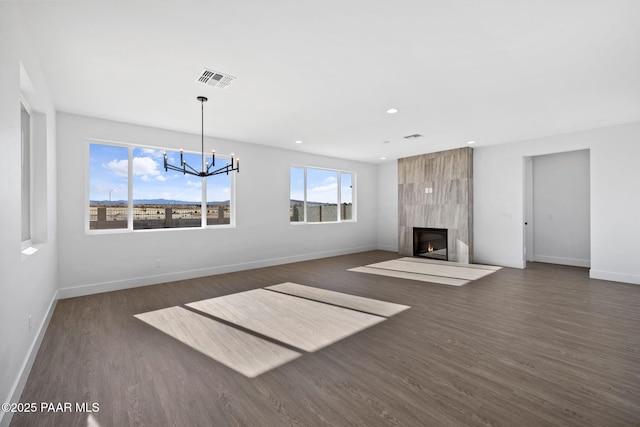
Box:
[163,96,239,177]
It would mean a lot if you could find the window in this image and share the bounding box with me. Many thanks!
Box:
[290,166,355,223]
[205,166,232,226]
[340,172,353,221]
[89,142,232,231]
[21,103,31,244]
[89,143,129,230]
[290,167,304,222]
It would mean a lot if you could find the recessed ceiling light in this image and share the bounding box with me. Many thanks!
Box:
[380,157,387,160]
[295,140,303,144]
[467,140,476,144]
[386,108,398,114]
[382,140,390,144]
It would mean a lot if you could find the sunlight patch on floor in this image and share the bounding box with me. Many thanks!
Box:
[349,257,502,286]
[135,283,409,377]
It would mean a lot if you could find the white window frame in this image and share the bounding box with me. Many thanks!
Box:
[290,165,356,224]
[20,100,32,250]
[86,139,236,234]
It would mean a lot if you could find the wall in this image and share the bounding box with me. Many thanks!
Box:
[531,150,590,267]
[397,147,473,263]
[376,161,398,251]
[0,4,58,427]
[473,122,640,284]
[57,113,378,296]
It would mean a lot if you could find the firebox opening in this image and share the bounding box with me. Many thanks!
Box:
[413,227,448,261]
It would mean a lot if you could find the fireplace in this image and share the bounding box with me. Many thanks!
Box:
[413,227,448,261]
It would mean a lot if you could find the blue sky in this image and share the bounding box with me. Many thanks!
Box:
[89,144,231,202]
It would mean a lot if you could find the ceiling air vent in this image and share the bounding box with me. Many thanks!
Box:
[196,68,236,89]
[403,133,423,139]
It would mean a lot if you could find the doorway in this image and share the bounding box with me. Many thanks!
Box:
[524,150,591,267]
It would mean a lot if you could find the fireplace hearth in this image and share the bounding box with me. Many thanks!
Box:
[413,227,448,261]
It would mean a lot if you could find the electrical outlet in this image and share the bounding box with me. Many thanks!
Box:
[28,315,32,333]
[155,259,161,268]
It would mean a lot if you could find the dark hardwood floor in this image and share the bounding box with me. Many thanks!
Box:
[11,251,640,426]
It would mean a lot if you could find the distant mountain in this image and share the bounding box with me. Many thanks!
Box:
[91,199,230,205]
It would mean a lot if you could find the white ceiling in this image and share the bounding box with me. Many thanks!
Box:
[16,0,640,163]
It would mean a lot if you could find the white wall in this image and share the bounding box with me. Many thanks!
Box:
[0,4,58,427]
[376,160,398,252]
[531,149,590,267]
[57,113,378,296]
[473,122,640,284]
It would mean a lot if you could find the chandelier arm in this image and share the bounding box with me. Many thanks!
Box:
[209,164,238,176]
[182,161,201,175]
[165,163,198,176]
[209,165,229,175]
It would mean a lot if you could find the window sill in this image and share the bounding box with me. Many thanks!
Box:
[21,242,45,261]
[86,224,236,235]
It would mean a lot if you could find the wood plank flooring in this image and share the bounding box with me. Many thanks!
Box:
[11,251,640,426]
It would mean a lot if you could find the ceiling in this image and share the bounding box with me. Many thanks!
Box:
[16,0,640,163]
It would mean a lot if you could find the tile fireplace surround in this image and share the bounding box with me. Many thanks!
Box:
[398,147,473,263]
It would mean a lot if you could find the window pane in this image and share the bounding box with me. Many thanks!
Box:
[306,168,338,222]
[340,172,353,221]
[89,143,129,230]
[290,167,304,222]
[206,158,232,225]
[21,105,31,241]
[133,148,202,229]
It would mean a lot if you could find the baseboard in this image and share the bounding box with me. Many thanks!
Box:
[589,269,640,285]
[0,292,58,427]
[472,256,525,269]
[58,245,377,299]
[532,255,590,268]
[376,244,398,252]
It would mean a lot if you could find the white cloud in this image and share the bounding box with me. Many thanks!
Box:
[307,181,338,203]
[106,159,128,177]
[133,156,161,177]
[310,182,337,193]
[108,156,165,179]
[140,148,167,159]
[323,176,337,184]
[305,173,339,203]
